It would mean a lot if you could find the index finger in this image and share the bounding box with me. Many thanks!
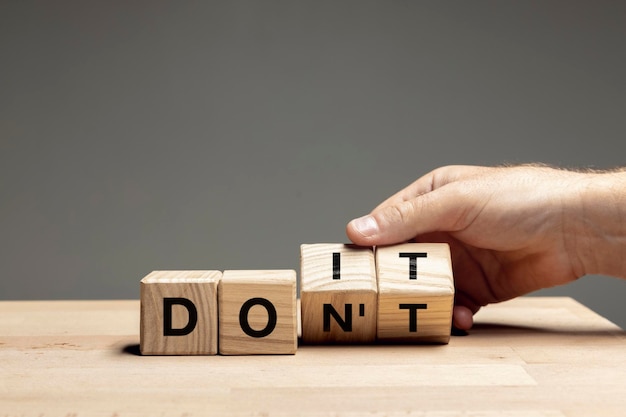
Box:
[372,165,489,213]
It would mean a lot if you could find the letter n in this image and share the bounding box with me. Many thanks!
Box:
[323,304,353,332]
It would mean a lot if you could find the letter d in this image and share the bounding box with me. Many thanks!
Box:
[163,297,198,336]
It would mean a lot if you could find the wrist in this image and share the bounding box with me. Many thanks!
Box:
[574,171,626,278]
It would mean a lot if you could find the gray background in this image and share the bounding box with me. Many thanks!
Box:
[2,1,625,328]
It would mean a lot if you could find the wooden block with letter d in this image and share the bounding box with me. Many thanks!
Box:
[376,243,454,344]
[218,270,297,355]
[300,243,377,344]
[140,270,221,355]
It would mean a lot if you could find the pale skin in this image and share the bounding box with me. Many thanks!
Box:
[346,165,626,330]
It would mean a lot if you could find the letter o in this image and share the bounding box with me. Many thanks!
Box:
[239,297,277,338]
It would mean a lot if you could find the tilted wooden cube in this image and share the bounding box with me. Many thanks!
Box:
[218,270,297,355]
[376,243,454,344]
[140,270,221,355]
[300,244,377,344]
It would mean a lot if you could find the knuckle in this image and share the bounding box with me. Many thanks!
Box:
[384,200,417,226]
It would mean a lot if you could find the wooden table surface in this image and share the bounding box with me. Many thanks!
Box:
[1,297,625,417]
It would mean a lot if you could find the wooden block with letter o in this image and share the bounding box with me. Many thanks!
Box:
[300,243,377,344]
[376,243,454,344]
[140,270,221,355]
[218,270,297,355]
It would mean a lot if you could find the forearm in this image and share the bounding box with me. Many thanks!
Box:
[574,171,626,278]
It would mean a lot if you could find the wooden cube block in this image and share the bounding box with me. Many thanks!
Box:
[218,270,297,355]
[376,243,454,344]
[140,270,221,355]
[300,244,377,344]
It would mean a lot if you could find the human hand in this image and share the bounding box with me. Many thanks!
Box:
[346,165,626,330]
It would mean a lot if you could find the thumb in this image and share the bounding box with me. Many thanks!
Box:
[346,187,467,246]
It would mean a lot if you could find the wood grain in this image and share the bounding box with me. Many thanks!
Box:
[300,243,377,344]
[140,270,221,355]
[1,297,625,416]
[218,270,297,355]
[376,243,454,343]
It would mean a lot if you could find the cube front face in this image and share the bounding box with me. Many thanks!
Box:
[300,244,377,344]
[140,270,221,355]
[376,243,454,343]
[218,270,297,355]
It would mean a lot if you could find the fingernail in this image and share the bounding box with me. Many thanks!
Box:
[351,215,379,237]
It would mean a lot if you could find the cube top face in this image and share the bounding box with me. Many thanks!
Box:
[300,244,377,292]
[219,270,297,355]
[376,243,453,295]
[140,270,221,355]
[221,269,295,285]
[141,270,222,284]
